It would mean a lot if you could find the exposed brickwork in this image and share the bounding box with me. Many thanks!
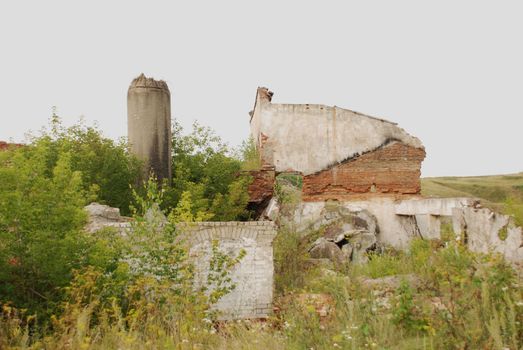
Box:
[302,142,425,201]
[246,168,275,203]
[177,221,277,320]
[84,204,278,320]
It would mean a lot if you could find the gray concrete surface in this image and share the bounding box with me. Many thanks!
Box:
[249,87,424,175]
[127,73,172,182]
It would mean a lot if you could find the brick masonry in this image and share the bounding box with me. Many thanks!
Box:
[246,168,275,204]
[177,221,277,320]
[85,204,278,320]
[302,142,426,201]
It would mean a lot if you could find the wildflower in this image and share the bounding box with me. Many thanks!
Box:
[501,286,508,292]
[515,301,523,307]
[333,343,340,348]
[182,339,189,343]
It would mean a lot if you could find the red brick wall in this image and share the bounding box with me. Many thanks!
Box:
[302,142,425,201]
[246,169,276,203]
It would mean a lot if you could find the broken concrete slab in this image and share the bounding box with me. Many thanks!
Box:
[453,207,523,263]
[309,238,345,266]
[84,202,132,234]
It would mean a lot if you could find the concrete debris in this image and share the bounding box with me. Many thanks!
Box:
[304,204,379,265]
[309,238,346,265]
[84,202,131,234]
[346,231,377,264]
[291,197,523,264]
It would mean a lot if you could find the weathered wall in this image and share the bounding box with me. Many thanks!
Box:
[453,207,523,263]
[127,74,172,182]
[246,169,275,204]
[84,204,277,320]
[302,142,425,201]
[287,197,523,263]
[290,198,421,248]
[249,87,424,176]
[177,222,277,320]
[288,198,474,248]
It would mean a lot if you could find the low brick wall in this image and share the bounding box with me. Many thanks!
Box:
[177,221,277,320]
[85,204,278,320]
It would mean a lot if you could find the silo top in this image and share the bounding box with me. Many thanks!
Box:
[129,73,170,93]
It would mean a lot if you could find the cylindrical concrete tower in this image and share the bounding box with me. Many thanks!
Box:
[127,73,172,183]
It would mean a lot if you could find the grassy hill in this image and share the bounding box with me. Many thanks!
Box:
[421,172,523,225]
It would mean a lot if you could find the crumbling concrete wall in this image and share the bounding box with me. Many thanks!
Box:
[177,222,277,320]
[249,87,424,175]
[284,197,523,263]
[289,198,424,248]
[453,207,523,263]
[127,73,172,182]
[248,87,425,202]
[84,203,277,320]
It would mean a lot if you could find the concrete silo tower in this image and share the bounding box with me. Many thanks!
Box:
[127,73,172,183]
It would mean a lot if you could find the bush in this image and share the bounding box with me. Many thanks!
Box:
[0,145,90,316]
[164,121,253,221]
[25,114,142,214]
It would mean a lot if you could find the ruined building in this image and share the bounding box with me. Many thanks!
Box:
[87,81,521,322]
[127,74,172,182]
[248,87,522,263]
[248,87,426,203]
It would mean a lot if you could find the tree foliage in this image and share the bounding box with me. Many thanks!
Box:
[0,143,89,313]
[33,114,142,214]
[165,121,253,220]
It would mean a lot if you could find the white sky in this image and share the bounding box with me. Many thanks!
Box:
[0,1,521,177]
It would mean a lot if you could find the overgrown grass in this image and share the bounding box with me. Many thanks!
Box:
[2,228,523,349]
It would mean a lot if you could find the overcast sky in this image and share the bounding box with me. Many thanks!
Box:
[0,1,521,177]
